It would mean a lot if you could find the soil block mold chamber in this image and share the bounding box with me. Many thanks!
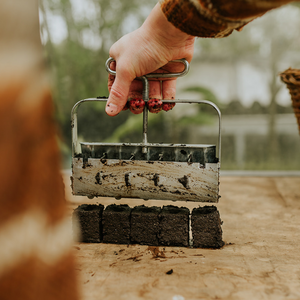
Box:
[71,58,224,247]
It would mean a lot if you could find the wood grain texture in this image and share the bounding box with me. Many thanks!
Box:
[66,175,300,300]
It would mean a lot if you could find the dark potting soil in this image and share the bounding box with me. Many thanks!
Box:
[102,204,131,244]
[158,205,190,247]
[191,205,224,249]
[130,205,161,245]
[73,203,224,249]
[72,204,104,243]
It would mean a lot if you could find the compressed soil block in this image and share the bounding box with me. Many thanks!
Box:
[191,205,224,249]
[158,205,190,247]
[131,205,161,245]
[72,204,104,243]
[280,68,300,134]
[102,204,131,244]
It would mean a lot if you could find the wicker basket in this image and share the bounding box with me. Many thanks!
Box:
[280,68,300,134]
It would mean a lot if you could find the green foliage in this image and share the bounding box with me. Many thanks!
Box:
[40,1,300,171]
[103,113,161,143]
[179,85,222,129]
[178,113,213,126]
[77,101,130,143]
[40,0,156,152]
[221,100,293,115]
[183,86,218,103]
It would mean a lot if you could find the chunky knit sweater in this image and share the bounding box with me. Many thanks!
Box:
[159,0,296,37]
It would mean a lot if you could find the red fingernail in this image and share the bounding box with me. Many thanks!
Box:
[147,98,162,113]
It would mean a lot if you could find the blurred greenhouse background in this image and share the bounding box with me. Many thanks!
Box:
[39,0,300,171]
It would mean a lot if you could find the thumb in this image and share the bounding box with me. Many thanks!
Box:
[106,72,133,116]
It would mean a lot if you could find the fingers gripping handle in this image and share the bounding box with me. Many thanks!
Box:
[106,57,190,145]
[105,57,190,79]
[105,57,190,100]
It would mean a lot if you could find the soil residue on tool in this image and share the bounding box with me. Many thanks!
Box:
[95,172,101,185]
[125,173,131,187]
[153,173,160,186]
[178,175,190,189]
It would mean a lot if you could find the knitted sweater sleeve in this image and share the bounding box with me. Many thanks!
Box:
[159,0,296,37]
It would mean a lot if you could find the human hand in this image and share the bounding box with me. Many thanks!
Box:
[106,3,195,116]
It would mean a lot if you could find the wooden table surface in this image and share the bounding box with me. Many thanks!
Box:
[65,175,300,300]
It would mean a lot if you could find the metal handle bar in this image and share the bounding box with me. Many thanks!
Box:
[71,98,221,162]
[105,57,190,79]
[106,57,190,146]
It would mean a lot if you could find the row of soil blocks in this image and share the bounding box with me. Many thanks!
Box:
[72,204,224,248]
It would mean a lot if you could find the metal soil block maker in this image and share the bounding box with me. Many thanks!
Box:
[71,58,221,203]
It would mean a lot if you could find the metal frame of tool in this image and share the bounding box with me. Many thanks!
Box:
[71,58,221,202]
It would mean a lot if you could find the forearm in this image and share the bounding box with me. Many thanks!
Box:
[106,3,196,116]
[142,4,195,50]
